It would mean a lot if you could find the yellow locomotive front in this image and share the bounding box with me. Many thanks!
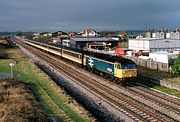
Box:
[114,63,137,79]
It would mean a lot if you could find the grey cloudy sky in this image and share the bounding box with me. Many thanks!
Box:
[0,0,180,32]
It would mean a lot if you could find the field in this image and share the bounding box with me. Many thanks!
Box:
[0,79,46,121]
[0,40,94,121]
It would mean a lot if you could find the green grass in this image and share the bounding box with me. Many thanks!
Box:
[14,59,91,122]
[138,66,180,84]
[120,41,128,48]
[1,47,92,122]
[154,86,180,97]
[0,59,12,72]
[139,81,180,98]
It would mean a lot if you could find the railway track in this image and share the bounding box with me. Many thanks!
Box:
[13,37,180,122]
[136,83,180,104]
[127,83,180,112]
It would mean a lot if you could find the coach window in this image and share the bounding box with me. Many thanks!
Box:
[55,48,59,51]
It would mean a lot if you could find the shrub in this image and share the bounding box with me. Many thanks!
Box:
[171,54,180,75]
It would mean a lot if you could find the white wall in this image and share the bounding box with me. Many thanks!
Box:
[166,33,171,39]
[129,39,150,52]
[152,33,156,38]
[149,52,177,63]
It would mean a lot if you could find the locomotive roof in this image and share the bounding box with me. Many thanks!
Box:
[85,51,136,64]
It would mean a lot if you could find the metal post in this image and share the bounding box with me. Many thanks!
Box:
[10,63,15,79]
[11,66,13,78]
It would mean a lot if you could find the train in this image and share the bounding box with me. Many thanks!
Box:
[24,39,137,82]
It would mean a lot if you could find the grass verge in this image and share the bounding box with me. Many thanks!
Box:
[0,79,47,121]
[1,48,93,122]
[138,81,180,98]
[138,66,180,84]
[0,60,13,73]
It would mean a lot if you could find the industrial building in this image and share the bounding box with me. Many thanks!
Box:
[129,38,180,52]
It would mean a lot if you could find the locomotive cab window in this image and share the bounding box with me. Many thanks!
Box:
[115,64,121,69]
[118,64,121,69]
[121,64,136,69]
[121,64,127,69]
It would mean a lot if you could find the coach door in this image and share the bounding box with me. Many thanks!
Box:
[114,63,118,77]
[114,63,122,78]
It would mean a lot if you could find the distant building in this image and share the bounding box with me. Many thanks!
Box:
[171,28,180,39]
[32,33,40,39]
[51,37,60,43]
[98,31,116,37]
[67,32,78,37]
[173,48,180,54]
[159,31,166,39]
[40,32,52,37]
[33,33,40,37]
[69,37,119,49]
[166,32,171,39]
[144,28,180,39]
[52,31,68,37]
[127,30,145,39]
[82,28,98,37]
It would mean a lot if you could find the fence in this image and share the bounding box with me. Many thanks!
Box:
[126,56,169,72]
[0,72,11,79]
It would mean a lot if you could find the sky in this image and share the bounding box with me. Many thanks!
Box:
[0,0,180,32]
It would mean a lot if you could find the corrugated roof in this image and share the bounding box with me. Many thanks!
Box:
[131,38,180,41]
[70,37,117,42]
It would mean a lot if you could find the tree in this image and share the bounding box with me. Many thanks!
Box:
[25,32,33,39]
[119,31,127,36]
[171,54,180,75]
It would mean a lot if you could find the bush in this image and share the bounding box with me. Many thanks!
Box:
[0,45,6,58]
[172,54,180,75]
